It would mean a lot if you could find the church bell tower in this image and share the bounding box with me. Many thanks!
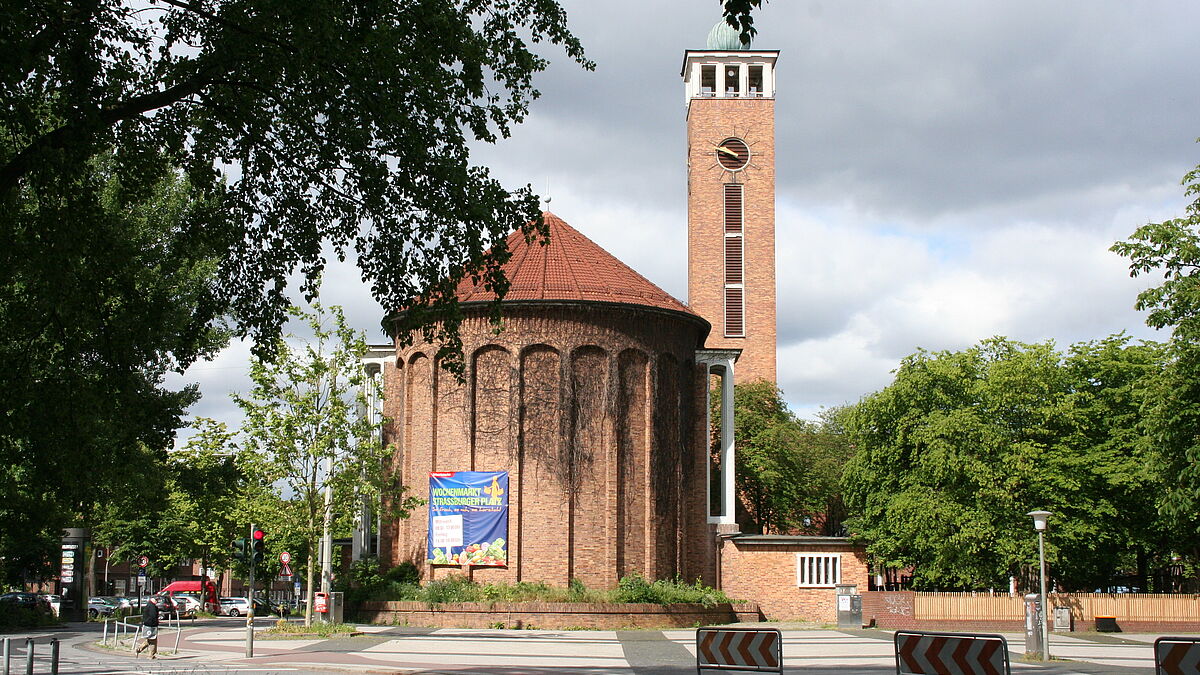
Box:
[684,21,778,384]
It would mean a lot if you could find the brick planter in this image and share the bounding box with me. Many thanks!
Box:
[355,601,763,630]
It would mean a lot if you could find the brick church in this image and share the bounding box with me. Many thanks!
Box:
[369,23,870,613]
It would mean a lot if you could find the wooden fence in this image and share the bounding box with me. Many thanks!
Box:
[914,592,1200,623]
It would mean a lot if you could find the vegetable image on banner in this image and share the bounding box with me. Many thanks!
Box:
[427,471,508,566]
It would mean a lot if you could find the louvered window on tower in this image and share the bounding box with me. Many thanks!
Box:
[724,185,743,232]
[725,236,743,284]
[725,287,744,337]
[724,184,745,337]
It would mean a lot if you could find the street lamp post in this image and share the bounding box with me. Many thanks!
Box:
[1028,510,1052,661]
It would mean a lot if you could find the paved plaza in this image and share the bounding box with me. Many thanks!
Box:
[0,620,1189,674]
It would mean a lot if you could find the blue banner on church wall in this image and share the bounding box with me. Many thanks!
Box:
[427,471,508,566]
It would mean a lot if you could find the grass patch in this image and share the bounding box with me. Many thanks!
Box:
[262,620,359,639]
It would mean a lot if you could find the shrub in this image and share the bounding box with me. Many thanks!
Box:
[614,572,657,604]
[0,605,58,629]
[385,562,419,585]
[348,571,735,607]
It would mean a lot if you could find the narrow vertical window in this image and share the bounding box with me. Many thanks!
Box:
[748,65,764,96]
[700,65,716,96]
[724,64,741,97]
[724,184,744,337]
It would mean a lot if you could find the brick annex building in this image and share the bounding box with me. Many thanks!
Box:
[369,22,870,619]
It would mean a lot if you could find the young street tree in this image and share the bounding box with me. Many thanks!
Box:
[236,303,410,626]
[841,336,1169,591]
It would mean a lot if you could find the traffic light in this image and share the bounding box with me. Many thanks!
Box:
[252,528,265,564]
[231,538,248,562]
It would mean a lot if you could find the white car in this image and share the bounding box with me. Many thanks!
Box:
[218,596,274,617]
[218,597,250,617]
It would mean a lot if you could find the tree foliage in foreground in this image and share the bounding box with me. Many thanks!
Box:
[841,336,1170,591]
[0,153,228,584]
[0,0,589,578]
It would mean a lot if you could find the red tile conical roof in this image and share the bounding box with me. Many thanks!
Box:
[456,212,696,316]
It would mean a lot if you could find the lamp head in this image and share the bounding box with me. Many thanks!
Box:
[1027,510,1052,531]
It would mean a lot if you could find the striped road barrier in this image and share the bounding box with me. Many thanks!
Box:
[894,630,1011,675]
[696,626,782,673]
[1155,636,1200,674]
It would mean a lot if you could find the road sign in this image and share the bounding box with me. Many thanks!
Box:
[280,551,291,564]
[1155,636,1200,674]
[696,626,782,673]
[61,550,75,558]
[895,630,1010,675]
[137,555,149,568]
[293,581,301,594]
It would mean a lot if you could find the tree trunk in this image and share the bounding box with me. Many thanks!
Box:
[304,540,316,626]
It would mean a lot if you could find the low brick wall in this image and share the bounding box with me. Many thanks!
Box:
[355,601,762,629]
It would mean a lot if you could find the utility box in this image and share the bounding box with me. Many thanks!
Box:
[1053,606,1073,631]
[835,584,862,629]
[328,591,344,624]
[1024,593,1044,659]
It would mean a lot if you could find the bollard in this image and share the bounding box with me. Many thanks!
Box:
[49,638,59,675]
[23,638,32,675]
[3,637,10,675]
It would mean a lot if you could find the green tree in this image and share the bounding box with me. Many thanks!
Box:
[720,381,852,535]
[1112,159,1200,584]
[1,0,590,355]
[165,418,252,605]
[1,0,589,581]
[235,302,414,625]
[0,152,228,584]
[841,336,1167,591]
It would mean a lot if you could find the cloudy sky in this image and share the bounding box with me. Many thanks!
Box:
[170,0,1200,433]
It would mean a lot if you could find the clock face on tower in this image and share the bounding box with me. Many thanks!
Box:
[714,138,750,171]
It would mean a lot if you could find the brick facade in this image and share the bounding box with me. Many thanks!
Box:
[380,302,717,589]
[687,96,777,384]
[718,535,870,623]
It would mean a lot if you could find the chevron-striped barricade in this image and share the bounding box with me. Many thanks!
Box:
[696,626,783,673]
[1155,636,1200,674]
[894,630,1011,675]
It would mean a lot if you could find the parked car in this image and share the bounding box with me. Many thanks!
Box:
[218,596,276,617]
[162,593,202,616]
[151,594,195,618]
[0,592,52,613]
[87,596,118,618]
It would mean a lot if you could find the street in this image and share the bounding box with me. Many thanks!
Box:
[0,619,1186,674]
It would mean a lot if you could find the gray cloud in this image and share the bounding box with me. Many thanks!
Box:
[176,0,1200,431]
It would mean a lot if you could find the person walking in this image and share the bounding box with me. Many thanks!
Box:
[135,596,160,659]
